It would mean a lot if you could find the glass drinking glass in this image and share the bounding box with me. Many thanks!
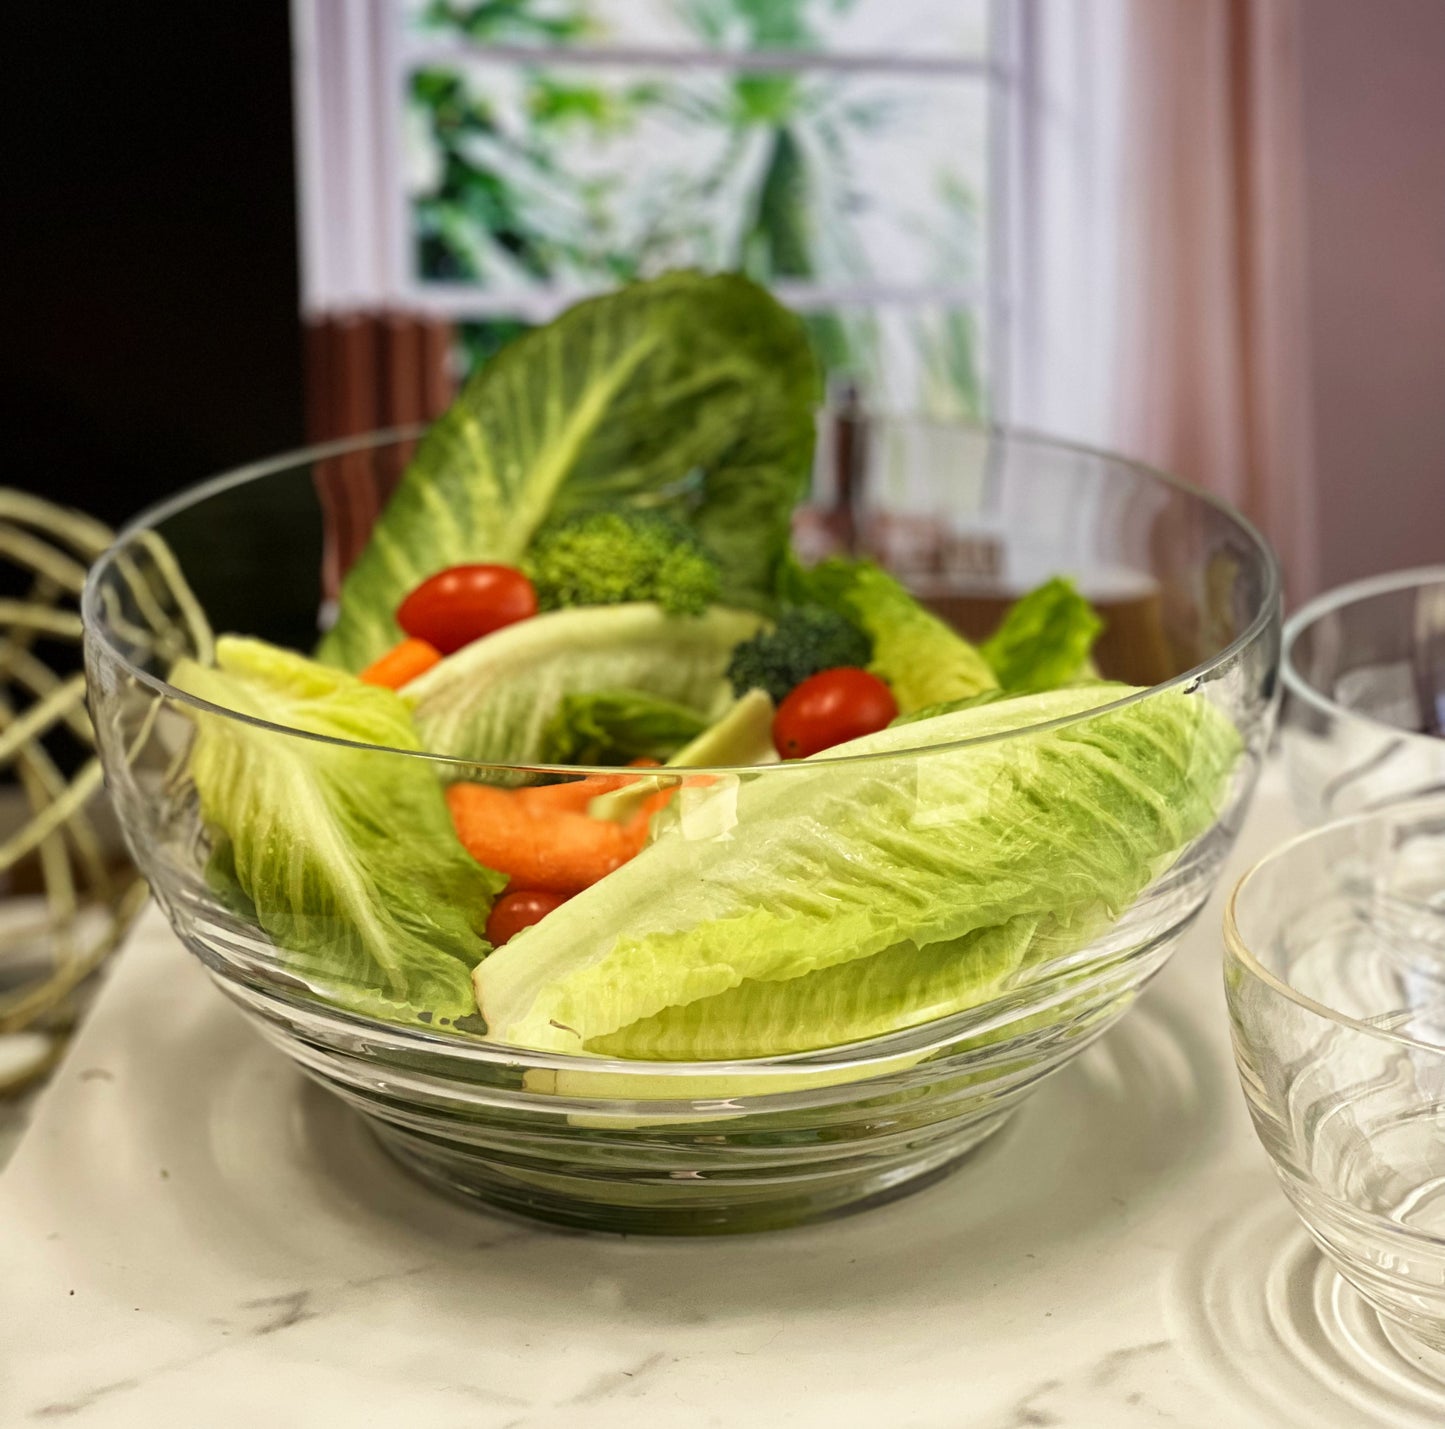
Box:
[1226,801,1445,1351]
[1283,568,1445,823]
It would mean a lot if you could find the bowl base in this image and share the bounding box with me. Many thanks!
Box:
[1378,1311,1445,1377]
[367,1110,1016,1236]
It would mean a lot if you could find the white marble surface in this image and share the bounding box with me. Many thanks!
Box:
[4,773,1445,1428]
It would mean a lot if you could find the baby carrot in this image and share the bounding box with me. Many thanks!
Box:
[516,772,631,816]
[359,637,441,689]
[447,781,667,895]
[515,758,662,816]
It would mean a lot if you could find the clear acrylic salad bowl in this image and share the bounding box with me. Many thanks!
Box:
[1283,567,1445,824]
[83,425,1279,1234]
[1225,802,1445,1352]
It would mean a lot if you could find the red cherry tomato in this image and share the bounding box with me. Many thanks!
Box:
[486,890,570,946]
[397,565,537,655]
[772,667,898,759]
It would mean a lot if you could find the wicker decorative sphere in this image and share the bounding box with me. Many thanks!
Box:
[0,491,146,1100]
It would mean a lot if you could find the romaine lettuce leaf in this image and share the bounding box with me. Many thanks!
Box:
[890,689,1015,726]
[173,637,502,1028]
[585,688,778,822]
[590,916,1041,1058]
[319,272,820,670]
[777,556,998,713]
[664,687,777,769]
[403,603,763,766]
[538,688,708,765]
[981,578,1104,692]
[474,684,1240,1053]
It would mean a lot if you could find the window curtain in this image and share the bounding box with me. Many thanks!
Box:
[1012,0,1319,600]
[304,313,456,601]
[1116,0,1319,599]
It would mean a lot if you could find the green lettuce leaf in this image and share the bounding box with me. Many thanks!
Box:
[585,688,778,822]
[981,578,1105,692]
[590,916,1041,1058]
[319,271,820,670]
[538,688,708,765]
[664,687,777,769]
[890,689,1015,726]
[474,684,1240,1054]
[777,556,998,713]
[172,637,503,1028]
[403,603,763,766]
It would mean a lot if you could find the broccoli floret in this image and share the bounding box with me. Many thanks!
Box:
[726,605,873,704]
[525,509,721,617]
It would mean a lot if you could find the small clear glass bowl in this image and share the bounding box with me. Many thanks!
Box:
[1226,802,1445,1351]
[1283,567,1445,823]
[82,424,1279,1234]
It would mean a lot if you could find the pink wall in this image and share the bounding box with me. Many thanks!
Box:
[1301,0,1445,589]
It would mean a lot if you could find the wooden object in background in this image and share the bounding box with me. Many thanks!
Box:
[305,313,457,599]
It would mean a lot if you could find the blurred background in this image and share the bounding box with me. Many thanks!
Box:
[4,0,1444,600]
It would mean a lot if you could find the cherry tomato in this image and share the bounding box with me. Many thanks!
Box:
[486,890,570,946]
[397,565,537,655]
[772,667,898,759]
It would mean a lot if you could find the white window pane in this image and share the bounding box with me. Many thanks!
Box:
[405,0,991,59]
[405,59,989,298]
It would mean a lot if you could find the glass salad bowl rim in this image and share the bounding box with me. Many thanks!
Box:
[1281,564,1445,734]
[1223,798,1445,1061]
[81,421,1281,777]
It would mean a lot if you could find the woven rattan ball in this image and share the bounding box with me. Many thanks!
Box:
[0,491,146,1100]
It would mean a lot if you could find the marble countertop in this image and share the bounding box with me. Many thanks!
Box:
[4,773,1445,1428]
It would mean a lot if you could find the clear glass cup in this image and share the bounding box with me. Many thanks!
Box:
[82,423,1280,1233]
[1226,802,1445,1351]
[1282,567,1445,823]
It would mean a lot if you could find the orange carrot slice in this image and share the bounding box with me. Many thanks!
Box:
[359,637,441,689]
[447,784,655,895]
[515,758,663,816]
[515,772,633,816]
